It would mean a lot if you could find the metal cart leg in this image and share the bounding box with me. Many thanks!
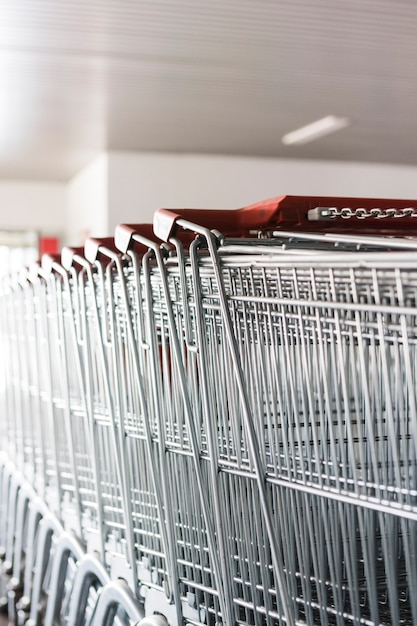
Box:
[65,553,111,626]
[16,494,48,622]
[25,513,63,626]
[0,461,15,563]
[0,453,10,561]
[4,471,25,576]
[43,531,85,626]
[0,467,24,616]
[0,459,14,615]
[10,481,32,587]
[90,579,145,626]
[7,481,34,621]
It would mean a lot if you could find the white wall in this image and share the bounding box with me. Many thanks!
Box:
[0,180,66,236]
[107,151,417,232]
[3,151,417,247]
[66,153,108,245]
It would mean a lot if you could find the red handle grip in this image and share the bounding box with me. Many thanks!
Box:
[114,224,160,254]
[28,262,41,281]
[41,253,62,275]
[84,237,120,264]
[61,246,86,271]
[154,195,417,241]
[115,222,195,254]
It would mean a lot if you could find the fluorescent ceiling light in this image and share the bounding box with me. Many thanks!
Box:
[282,115,350,145]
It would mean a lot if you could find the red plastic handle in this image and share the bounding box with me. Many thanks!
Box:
[84,237,120,264]
[28,262,41,281]
[41,253,62,275]
[154,195,417,241]
[61,246,86,270]
[115,222,195,255]
[114,224,160,254]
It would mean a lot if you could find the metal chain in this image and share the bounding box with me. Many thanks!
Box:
[309,206,417,221]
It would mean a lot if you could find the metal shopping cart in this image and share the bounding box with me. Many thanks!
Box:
[0,246,145,625]
[150,195,417,626]
[1,194,417,626]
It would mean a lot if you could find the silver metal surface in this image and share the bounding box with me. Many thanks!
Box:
[2,217,417,624]
[161,219,417,625]
[308,205,417,221]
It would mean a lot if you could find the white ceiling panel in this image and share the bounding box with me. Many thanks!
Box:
[0,0,416,180]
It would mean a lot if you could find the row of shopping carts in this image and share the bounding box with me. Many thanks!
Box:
[1,194,417,625]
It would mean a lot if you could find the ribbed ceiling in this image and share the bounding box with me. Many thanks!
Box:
[0,0,416,180]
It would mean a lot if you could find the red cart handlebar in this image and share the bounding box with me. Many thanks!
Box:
[154,195,417,241]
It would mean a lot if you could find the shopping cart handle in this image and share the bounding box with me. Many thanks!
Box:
[61,246,86,271]
[153,196,311,240]
[154,195,417,240]
[17,266,31,285]
[84,237,120,264]
[114,224,160,254]
[41,253,61,275]
[26,261,45,283]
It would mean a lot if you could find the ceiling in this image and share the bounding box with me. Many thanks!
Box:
[1,0,417,181]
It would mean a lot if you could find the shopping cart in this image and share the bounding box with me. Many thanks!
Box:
[0,248,146,625]
[112,224,230,624]
[150,195,417,626]
[2,194,417,626]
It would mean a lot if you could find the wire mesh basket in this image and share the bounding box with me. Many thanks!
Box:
[2,194,417,625]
